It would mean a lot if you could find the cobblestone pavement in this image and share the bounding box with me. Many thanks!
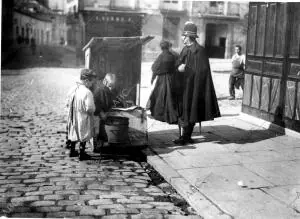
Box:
[1,68,201,218]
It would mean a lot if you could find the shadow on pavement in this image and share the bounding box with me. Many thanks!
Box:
[89,146,148,162]
[148,124,284,155]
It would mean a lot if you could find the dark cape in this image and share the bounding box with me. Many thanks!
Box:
[176,42,220,126]
[147,50,178,124]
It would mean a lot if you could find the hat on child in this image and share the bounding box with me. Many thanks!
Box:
[182,21,198,38]
[80,69,97,80]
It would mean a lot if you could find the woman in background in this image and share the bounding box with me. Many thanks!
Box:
[147,40,178,124]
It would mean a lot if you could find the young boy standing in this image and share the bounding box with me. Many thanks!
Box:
[66,69,96,160]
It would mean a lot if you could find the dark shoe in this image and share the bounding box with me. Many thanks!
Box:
[184,137,194,144]
[69,150,79,157]
[172,137,186,145]
[79,151,90,161]
[228,96,235,100]
[69,142,77,156]
[93,140,104,153]
[93,148,101,153]
[65,140,71,149]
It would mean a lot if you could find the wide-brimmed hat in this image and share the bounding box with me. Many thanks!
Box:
[182,21,198,38]
[80,68,97,80]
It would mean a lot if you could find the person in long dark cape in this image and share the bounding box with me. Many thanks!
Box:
[147,40,178,124]
[173,21,221,145]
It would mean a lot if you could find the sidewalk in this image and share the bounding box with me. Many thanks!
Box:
[144,113,300,219]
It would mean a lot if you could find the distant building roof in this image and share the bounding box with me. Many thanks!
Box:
[14,9,52,22]
[14,0,54,18]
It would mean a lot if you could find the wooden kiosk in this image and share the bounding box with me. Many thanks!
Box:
[82,36,154,146]
[83,36,153,104]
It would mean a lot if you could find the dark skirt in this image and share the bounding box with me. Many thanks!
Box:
[147,74,178,124]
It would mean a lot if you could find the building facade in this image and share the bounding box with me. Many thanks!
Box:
[66,0,145,64]
[1,1,14,55]
[139,0,163,60]
[65,0,80,14]
[155,1,249,59]
[48,0,65,13]
[51,14,67,45]
[12,0,68,46]
[13,10,52,45]
[65,0,248,61]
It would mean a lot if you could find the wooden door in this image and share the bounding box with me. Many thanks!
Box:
[242,2,300,132]
[284,3,300,130]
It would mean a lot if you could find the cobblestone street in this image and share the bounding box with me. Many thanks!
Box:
[1,68,200,218]
[3,1,300,218]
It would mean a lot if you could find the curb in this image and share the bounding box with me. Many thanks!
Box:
[212,71,231,74]
[239,112,300,139]
[142,148,233,219]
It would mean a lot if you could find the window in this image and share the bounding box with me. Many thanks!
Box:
[37,29,39,43]
[16,26,19,35]
[217,2,224,13]
[210,1,223,7]
[26,28,29,38]
[210,1,217,7]
[163,0,178,3]
[209,1,224,14]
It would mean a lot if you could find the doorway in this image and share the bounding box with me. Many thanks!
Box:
[219,37,226,48]
[205,23,228,58]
